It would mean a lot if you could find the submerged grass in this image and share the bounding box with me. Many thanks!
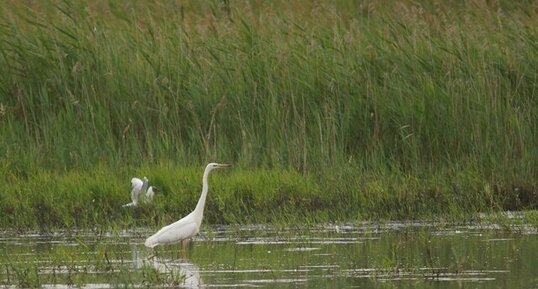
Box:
[0,0,537,228]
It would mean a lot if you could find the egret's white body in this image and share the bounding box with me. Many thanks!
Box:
[123,177,157,207]
[145,163,230,248]
[144,186,157,204]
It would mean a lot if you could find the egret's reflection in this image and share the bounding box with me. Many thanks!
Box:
[151,257,202,288]
[132,245,202,288]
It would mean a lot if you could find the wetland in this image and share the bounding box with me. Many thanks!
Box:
[1,1,538,288]
[2,222,537,288]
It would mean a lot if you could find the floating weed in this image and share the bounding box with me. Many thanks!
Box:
[10,264,41,289]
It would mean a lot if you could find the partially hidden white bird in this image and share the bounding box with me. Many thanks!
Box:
[144,163,230,251]
[143,185,159,204]
[122,176,159,207]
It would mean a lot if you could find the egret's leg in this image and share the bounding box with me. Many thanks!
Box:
[181,240,187,259]
[147,247,157,260]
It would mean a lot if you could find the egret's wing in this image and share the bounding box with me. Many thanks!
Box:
[130,177,143,204]
[158,221,198,244]
[145,214,198,247]
[131,178,143,191]
[141,177,149,194]
[143,187,155,204]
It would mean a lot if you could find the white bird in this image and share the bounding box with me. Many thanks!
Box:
[145,163,230,251]
[122,176,158,207]
[143,186,159,204]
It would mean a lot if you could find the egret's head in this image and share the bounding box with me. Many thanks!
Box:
[150,186,160,192]
[206,162,231,172]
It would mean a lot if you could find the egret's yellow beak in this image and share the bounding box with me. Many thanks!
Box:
[217,163,232,168]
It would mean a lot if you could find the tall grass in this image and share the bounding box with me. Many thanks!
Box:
[0,0,537,227]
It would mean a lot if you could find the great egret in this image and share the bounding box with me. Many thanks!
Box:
[122,177,158,207]
[144,163,230,251]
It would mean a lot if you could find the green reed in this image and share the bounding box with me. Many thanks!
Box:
[0,0,537,227]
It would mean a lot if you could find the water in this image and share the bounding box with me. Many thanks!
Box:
[1,222,537,288]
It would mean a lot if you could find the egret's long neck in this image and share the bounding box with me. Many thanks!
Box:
[193,167,211,221]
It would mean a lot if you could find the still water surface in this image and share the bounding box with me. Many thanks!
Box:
[1,222,537,288]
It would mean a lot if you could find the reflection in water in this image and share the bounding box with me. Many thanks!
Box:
[131,245,202,288]
[150,257,202,288]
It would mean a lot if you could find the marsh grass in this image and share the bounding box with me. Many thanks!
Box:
[0,243,176,288]
[0,164,536,229]
[0,0,537,227]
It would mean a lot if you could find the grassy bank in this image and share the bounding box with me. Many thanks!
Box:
[0,0,537,228]
[1,164,537,230]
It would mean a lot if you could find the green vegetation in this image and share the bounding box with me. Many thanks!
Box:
[0,0,537,228]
